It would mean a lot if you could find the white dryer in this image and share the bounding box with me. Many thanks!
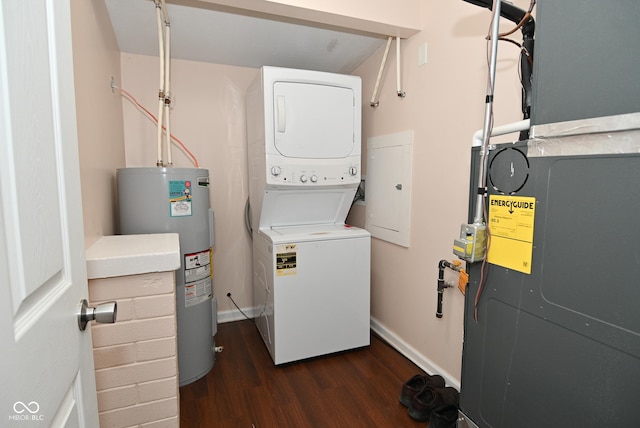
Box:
[246,66,370,364]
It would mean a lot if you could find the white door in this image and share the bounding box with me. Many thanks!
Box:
[273,82,355,158]
[0,0,99,426]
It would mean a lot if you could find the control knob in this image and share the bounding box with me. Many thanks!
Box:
[300,175,308,183]
[310,175,318,183]
[270,166,281,176]
[349,166,358,176]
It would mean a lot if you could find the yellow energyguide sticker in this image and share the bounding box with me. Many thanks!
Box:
[487,195,536,274]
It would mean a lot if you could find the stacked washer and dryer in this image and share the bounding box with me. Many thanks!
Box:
[246,66,371,365]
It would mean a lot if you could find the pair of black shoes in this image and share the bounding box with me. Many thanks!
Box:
[399,374,459,427]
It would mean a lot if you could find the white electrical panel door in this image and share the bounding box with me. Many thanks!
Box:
[366,131,414,247]
[273,82,355,159]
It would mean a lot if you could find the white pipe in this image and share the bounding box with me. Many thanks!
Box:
[164,23,172,165]
[472,119,530,147]
[370,36,392,107]
[160,0,170,25]
[155,1,165,166]
[155,0,172,166]
[396,37,405,97]
[156,100,164,166]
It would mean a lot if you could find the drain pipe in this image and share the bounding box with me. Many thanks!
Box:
[472,119,530,147]
[370,36,393,107]
[437,260,464,318]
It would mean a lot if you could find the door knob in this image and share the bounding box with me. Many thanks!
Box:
[78,299,117,331]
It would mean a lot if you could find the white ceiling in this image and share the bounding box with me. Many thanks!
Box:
[104,0,387,74]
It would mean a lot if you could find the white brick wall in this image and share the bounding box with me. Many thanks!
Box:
[89,271,179,428]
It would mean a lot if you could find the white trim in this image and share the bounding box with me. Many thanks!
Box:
[370,317,461,390]
[217,306,259,324]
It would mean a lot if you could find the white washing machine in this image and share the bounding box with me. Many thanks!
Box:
[253,224,370,365]
[246,66,370,364]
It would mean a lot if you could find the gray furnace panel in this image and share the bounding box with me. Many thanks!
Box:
[531,1,640,125]
[459,141,640,427]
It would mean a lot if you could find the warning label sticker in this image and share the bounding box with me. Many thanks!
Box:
[184,249,212,283]
[276,244,297,276]
[184,248,212,307]
[185,277,212,308]
[487,195,536,274]
[169,180,192,217]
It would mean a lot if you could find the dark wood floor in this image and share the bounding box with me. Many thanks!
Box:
[179,319,431,427]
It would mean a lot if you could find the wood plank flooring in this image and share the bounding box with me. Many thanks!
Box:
[179,320,431,427]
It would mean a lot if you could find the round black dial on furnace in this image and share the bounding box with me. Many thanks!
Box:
[488,147,530,195]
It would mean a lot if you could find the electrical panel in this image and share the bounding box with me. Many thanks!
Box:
[365,130,413,247]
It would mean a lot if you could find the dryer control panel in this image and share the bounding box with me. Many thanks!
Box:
[266,155,360,188]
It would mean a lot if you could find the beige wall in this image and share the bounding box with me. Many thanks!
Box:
[120,55,257,315]
[78,0,531,387]
[71,0,126,248]
[349,1,532,383]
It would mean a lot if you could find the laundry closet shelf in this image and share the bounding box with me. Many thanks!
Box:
[85,233,180,279]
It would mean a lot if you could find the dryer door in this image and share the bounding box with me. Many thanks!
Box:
[273,82,355,159]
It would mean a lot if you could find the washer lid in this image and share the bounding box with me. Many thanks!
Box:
[262,224,370,243]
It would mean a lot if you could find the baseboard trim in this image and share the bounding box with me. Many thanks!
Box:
[217,306,258,324]
[216,308,460,389]
[370,317,460,390]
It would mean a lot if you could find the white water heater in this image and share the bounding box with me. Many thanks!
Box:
[117,167,215,386]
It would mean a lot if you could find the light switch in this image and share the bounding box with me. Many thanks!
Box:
[418,43,428,66]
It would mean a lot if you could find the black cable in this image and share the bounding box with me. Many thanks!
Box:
[226,292,254,321]
[244,198,253,239]
[352,183,365,205]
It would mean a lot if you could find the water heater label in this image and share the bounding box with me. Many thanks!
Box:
[169,180,193,217]
[185,249,212,283]
[184,249,213,307]
[185,277,212,308]
[276,244,297,276]
[487,195,536,274]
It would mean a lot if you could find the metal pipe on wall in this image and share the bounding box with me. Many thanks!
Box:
[473,0,501,225]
